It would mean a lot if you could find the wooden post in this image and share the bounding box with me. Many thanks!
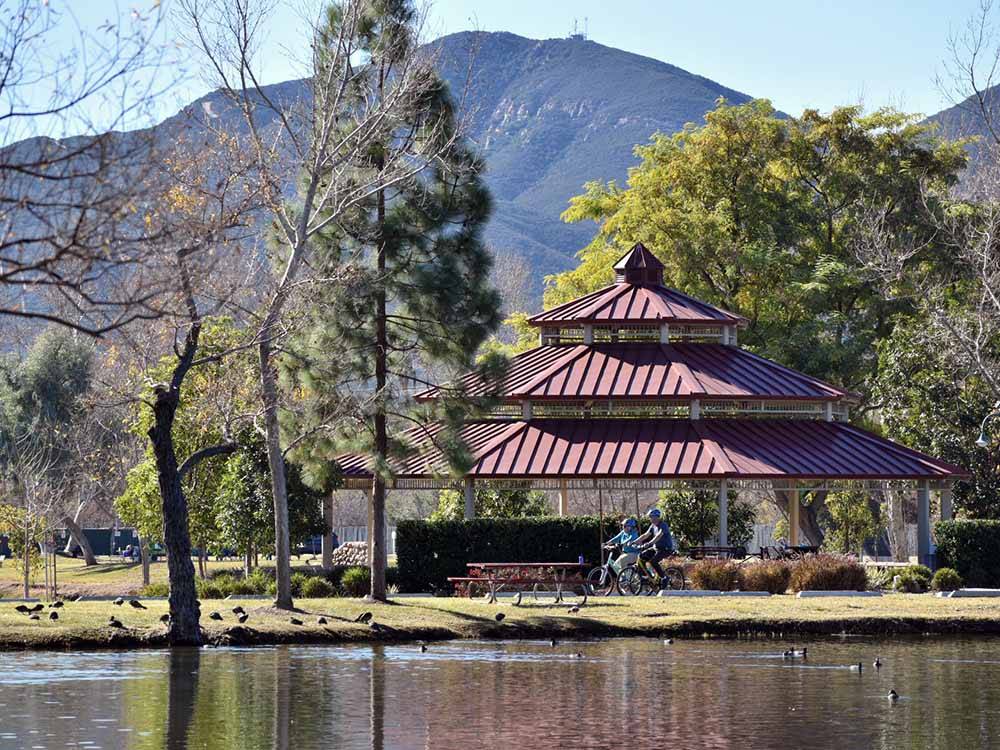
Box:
[917,480,933,567]
[940,482,953,521]
[659,324,670,344]
[321,493,334,571]
[789,488,800,547]
[718,479,728,546]
[690,399,701,420]
[583,325,594,344]
[464,477,475,520]
[559,479,569,517]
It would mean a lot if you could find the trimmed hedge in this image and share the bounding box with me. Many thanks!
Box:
[935,520,1000,586]
[396,517,609,593]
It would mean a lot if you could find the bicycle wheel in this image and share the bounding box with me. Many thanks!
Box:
[661,565,686,591]
[586,566,616,597]
[618,566,647,596]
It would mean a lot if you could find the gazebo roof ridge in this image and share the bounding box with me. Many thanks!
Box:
[528,243,748,328]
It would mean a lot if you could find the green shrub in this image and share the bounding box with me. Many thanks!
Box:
[866,566,895,590]
[903,564,932,590]
[300,576,335,598]
[689,559,741,591]
[739,561,791,594]
[931,567,963,592]
[935,520,1000,587]
[787,554,867,592]
[140,582,170,597]
[197,580,225,599]
[893,571,926,593]
[341,567,371,597]
[290,572,310,597]
[396,517,609,592]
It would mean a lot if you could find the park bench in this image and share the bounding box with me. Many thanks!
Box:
[448,562,589,604]
[687,545,748,560]
[759,544,820,560]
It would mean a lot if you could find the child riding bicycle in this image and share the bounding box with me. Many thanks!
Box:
[602,517,641,572]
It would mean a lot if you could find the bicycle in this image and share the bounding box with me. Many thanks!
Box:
[586,545,629,596]
[617,550,685,595]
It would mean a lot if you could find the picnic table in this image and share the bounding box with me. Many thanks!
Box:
[448,562,589,604]
[687,545,748,560]
[760,544,820,560]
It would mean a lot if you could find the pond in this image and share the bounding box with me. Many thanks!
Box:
[0,637,998,749]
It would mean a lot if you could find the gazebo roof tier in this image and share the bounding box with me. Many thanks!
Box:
[414,342,857,403]
[336,418,968,482]
[528,244,746,329]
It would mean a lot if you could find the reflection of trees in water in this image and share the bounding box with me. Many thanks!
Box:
[166,648,201,749]
[371,645,385,750]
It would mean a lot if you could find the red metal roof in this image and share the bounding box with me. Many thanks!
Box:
[337,418,967,481]
[415,343,854,402]
[614,242,665,285]
[527,281,747,328]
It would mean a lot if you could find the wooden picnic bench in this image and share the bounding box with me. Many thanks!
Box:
[687,545,748,560]
[448,562,589,604]
[759,544,820,560]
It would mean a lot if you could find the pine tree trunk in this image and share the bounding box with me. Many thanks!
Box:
[369,133,388,602]
[62,507,97,565]
[260,337,293,610]
[149,386,202,646]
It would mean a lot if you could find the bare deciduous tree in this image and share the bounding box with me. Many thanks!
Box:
[0,1,182,335]
[178,0,464,608]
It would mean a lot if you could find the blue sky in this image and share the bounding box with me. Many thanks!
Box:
[47,0,989,132]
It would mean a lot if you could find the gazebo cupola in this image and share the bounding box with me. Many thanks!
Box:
[529,243,747,347]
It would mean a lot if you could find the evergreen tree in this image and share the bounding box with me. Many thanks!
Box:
[280,0,503,601]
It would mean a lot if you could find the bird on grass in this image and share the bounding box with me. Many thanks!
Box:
[29,614,40,621]
[495,612,505,622]
[128,600,147,610]
[888,689,899,702]
[27,603,43,613]
[354,611,373,624]
[237,613,249,624]
[232,606,245,615]
[208,612,223,621]
[874,657,882,669]
[290,617,304,626]
[317,617,327,625]
[108,617,124,629]
[49,601,64,609]
[567,606,580,614]
[49,611,58,621]
[113,597,125,606]
[369,622,383,633]
[14,605,30,614]
[159,614,171,624]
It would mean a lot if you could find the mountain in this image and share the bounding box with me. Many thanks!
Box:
[429,32,756,285]
[926,86,1000,188]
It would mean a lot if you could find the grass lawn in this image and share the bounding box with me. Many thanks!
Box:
[0,555,335,598]
[2,593,1000,650]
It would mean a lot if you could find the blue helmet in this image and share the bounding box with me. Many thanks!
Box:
[623,517,638,529]
[647,508,662,520]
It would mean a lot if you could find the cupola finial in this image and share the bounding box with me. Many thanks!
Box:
[613,242,664,285]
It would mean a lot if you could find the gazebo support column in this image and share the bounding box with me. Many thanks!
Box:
[940,482,953,521]
[321,492,334,571]
[464,478,475,520]
[559,479,569,516]
[367,484,375,566]
[718,479,728,546]
[917,480,933,567]
[789,489,800,546]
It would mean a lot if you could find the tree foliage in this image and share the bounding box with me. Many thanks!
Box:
[429,487,550,521]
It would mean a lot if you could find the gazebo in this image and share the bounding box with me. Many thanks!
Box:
[337,243,967,565]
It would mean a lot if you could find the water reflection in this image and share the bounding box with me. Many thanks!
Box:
[1,638,999,748]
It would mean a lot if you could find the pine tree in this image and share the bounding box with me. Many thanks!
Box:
[280,0,503,601]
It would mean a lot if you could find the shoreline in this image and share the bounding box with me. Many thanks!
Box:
[3,595,1000,651]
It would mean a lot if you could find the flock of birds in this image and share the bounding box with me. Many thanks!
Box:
[758,645,899,702]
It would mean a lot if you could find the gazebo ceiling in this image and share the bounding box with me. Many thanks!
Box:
[336,418,968,482]
[414,342,856,403]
